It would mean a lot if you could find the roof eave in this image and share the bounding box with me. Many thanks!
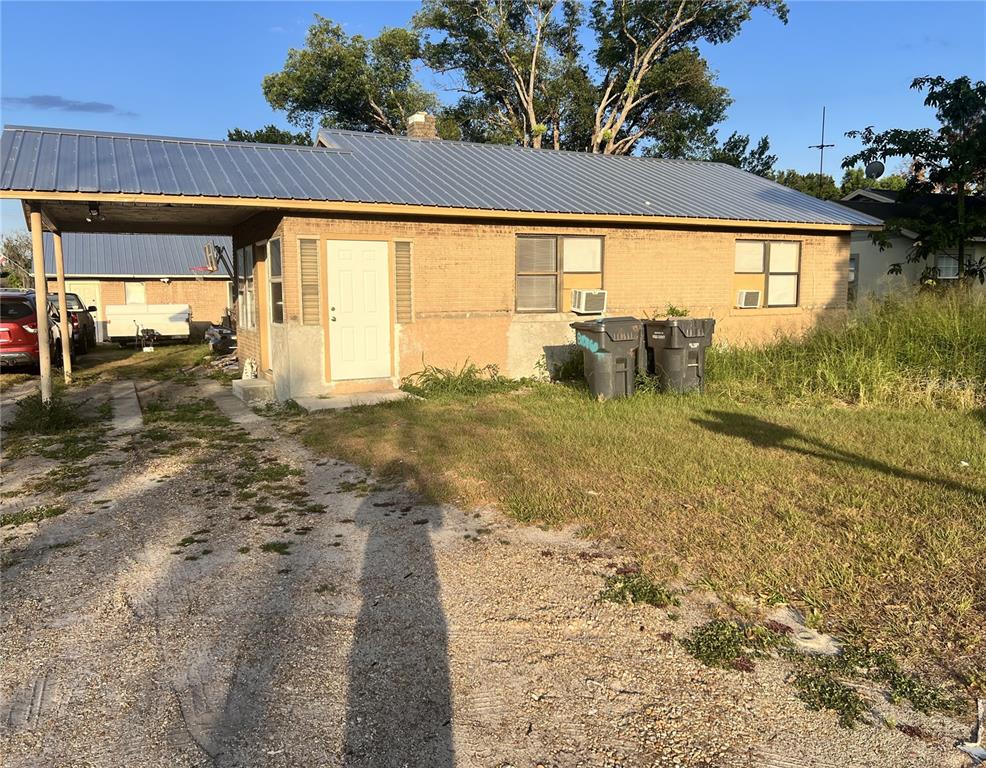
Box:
[1,189,872,232]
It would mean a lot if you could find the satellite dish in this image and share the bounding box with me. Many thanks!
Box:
[865,160,885,180]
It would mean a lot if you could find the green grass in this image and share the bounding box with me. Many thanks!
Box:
[301,376,985,688]
[707,290,986,408]
[70,344,211,385]
[260,541,291,555]
[599,571,679,608]
[1,504,68,527]
[401,361,526,398]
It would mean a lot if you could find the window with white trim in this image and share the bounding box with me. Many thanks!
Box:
[124,282,146,304]
[935,252,961,280]
[268,239,283,324]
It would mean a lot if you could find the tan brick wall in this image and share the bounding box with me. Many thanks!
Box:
[235,213,851,387]
[47,277,230,338]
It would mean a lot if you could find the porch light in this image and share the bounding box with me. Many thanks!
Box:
[86,202,100,222]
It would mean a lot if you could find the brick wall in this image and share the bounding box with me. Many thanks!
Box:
[234,213,851,386]
[47,277,230,339]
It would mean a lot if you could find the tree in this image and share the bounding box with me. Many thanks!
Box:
[415,0,586,149]
[771,169,840,200]
[0,232,32,288]
[707,131,776,177]
[416,0,785,154]
[226,125,312,145]
[587,0,787,154]
[839,167,907,197]
[262,19,438,134]
[843,75,986,282]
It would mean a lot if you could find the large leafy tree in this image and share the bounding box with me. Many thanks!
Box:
[262,19,438,134]
[416,0,785,154]
[839,167,907,196]
[843,75,986,281]
[706,131,776,177]
[588,0,787,154]
[771,169,841,200]
[226,125,312,145]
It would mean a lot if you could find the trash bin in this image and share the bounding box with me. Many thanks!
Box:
[570,316,642,399]
[642,318,715,393]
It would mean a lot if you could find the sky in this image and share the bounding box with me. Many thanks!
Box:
[1,0,984,232]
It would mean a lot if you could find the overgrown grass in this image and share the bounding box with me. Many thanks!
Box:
[301,383,985,690]
[708,290,986,408]
[401,361,525,398]
[5,394,85,435]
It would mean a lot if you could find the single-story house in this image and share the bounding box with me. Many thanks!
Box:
[837,189,986,299]
[0,118,880,401]
[39,233,232,340]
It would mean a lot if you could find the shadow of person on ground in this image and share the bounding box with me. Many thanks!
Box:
[342,495,454,767]
[692,409,985,499]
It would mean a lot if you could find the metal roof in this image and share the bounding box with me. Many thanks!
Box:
[41,232,232,277]
[1,124,881,226]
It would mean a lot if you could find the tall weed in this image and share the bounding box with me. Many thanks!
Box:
[708,290,986,408]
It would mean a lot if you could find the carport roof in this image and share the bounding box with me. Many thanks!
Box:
[1,124,882,228]
[41,232,232,277]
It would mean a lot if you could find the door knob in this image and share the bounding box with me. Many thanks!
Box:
[331,316,336,321]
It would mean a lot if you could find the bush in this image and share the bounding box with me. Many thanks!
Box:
[707,290,986,408]
[401,361,524,398]
[6,395,84,435]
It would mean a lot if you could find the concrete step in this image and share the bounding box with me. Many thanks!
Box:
[231,378,275,405]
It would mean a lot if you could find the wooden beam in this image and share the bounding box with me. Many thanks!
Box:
[52,231,73,384]
[28,209,53,403]
[0,189,874,232]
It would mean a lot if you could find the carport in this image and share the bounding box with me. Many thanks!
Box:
[0,125,359,402]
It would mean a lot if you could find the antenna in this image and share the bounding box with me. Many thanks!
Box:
[808,106,835,196]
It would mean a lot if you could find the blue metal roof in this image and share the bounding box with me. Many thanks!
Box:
[1,124,881,227]
[41,232,232,277]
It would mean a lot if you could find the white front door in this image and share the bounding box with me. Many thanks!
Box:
[326,240,391,380]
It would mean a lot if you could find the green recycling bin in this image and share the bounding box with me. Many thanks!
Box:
[570,316,642,399]
[642,318,715,393]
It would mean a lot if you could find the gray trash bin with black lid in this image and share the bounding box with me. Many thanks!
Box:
[570,316,642,399]
[642,318,715,393]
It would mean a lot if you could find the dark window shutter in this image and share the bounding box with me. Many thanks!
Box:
[395,241,413,323]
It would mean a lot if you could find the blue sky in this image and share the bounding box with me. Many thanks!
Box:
[2,0,984,232]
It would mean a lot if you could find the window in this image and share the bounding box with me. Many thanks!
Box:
[268,239,283,324]
[299,239,320,325]
[516,236,603,312]
[236,246,256,329]
[734,240,801,308]
[124,282,146,304]
[935,252,961,280]
[395,241,413,323]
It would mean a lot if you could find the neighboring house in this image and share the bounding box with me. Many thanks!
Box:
[1,120,880,401]
[39,233,232,340]
[837,189,986,299]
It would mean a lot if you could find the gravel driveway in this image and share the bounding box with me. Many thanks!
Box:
[0,380,972,767]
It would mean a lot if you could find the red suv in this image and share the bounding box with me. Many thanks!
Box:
[0,290,69,370]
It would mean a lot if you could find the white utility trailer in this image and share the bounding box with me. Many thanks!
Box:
[105,304,191,345]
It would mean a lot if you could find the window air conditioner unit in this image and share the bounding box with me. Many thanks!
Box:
[571,289,607,314]
[736,290,761,309]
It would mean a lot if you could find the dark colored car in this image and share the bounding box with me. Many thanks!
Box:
[0,290,72,370]
[48,291,97,354]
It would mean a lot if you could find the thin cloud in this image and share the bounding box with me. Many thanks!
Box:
[2,94,137,117]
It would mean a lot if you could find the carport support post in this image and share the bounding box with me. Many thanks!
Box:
[52,231,73,383]
[28,209,53,403]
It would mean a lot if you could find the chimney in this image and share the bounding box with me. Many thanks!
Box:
[406,111,438,140]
